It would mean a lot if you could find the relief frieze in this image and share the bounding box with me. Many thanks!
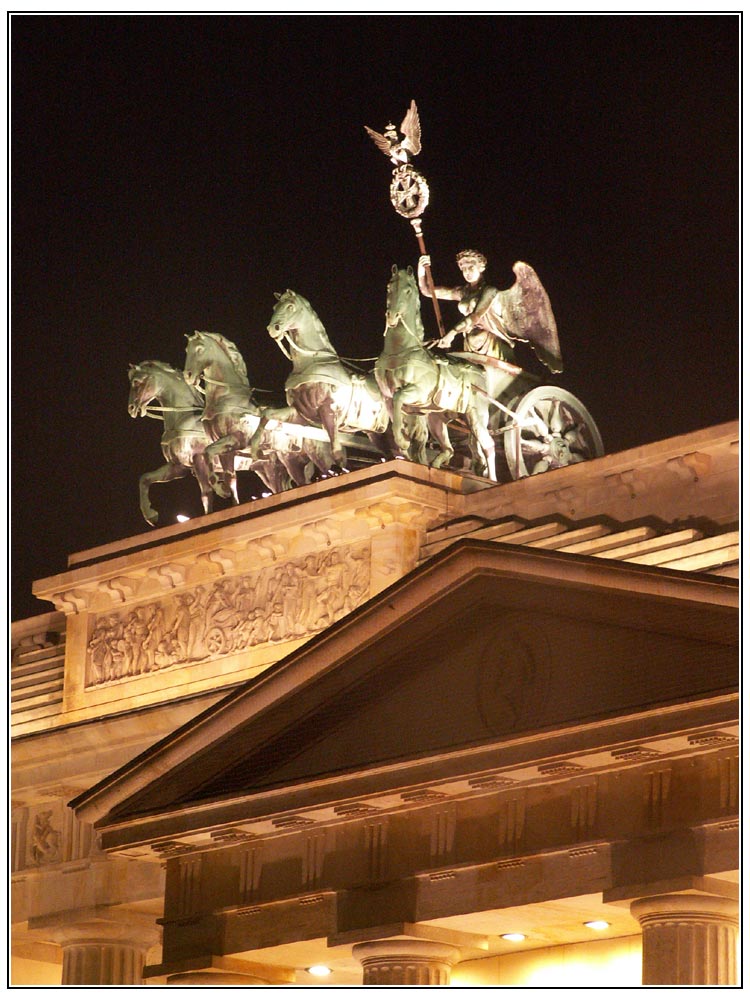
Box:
[85,542,370,687]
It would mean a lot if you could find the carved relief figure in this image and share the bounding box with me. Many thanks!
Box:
[30,810,61,866]
[85,543,371,687]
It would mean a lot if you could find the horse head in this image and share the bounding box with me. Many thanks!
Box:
[184,330,250,391]
[385,265,423,340]
[128,361,161,418]
[183,331,210,386]
[268,290,303,343]
[129,360,203,418]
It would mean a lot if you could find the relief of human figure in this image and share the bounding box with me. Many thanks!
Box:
[173,589,205,660]
[345,546,371,609]
[88,616,117,684]
[265,564,300,640]
[319,551,347,627]
[417,251,563,375]
[141,604,165,670]
[123,610,149,676]
[30,810,61,865]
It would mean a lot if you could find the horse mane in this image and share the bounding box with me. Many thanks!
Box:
[195,331,249,384]
[395,268,425,339]
[277,291,334,349]
[138,359,180,376]
[135,359,205,407]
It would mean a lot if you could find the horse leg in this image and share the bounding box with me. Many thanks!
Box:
[259,459,293,494]
[309,439,335,477]
[192,452,214,516]
[318,398,345,469]
[405,414,429,466]
[248,405,298,457]
[138,462,189,526]
[427,413,455,470]
[466,401,497,483]
[279,450,310,487]
[205,434,242,499]
[392,384,424,454]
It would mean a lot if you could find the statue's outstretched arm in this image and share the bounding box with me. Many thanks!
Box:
[417,255,461,301]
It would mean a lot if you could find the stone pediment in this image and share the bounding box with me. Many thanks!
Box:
[74,540,737,845]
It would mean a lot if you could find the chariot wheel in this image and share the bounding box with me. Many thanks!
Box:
[205,626,227,655]
[504,386,604,479]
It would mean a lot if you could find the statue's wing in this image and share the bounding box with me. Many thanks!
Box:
[364,125,392,157]
[400,99,422,157]
[491,262,563,373]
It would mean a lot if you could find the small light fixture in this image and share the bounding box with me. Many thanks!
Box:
[501,933,526,943]
[176,514,190,523]
[584,920,610,931]
[306,965,332,977]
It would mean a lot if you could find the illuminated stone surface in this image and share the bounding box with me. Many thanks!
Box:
[11,426,739,985]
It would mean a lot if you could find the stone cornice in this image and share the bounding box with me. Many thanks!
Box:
[33,464,469,616]
[92,700,737,857]
[70,539,737,835]
[465,421,739,525]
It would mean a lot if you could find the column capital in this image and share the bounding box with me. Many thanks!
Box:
[28,908,160,986]
[631,891,738,985]
[631,891,739,926]
[353,937,460,986]
[29,906,160,951]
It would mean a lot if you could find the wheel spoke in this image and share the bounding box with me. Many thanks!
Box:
[565,426,590,454]
[521,438,550,456]
[505,387,603,480]
[524,406,550,437]
[548,398,565,434]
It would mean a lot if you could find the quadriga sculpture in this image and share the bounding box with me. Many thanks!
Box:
[375,265,497,480]
[128,360,217,525]
[183,331,335,499]
[263,289,428,467]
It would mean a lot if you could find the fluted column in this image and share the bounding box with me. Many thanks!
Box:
[353,939,460,986]
[62,938,146,985]
[37,912,160,986]
[631,892,738,985]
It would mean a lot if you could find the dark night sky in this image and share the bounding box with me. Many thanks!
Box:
[10,14,739,622]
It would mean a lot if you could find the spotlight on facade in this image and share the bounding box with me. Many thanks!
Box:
[306,965,332,977]
[584,920,610,931]
[501,933,526,943]
[176,514,190,523]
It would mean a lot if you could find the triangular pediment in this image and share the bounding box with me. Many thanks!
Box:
[75,540,737,835]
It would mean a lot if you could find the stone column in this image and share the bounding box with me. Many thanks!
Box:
[353,939,460,986]
[32,911,161,986]
[59,924,156,985]
[631,892,738,985]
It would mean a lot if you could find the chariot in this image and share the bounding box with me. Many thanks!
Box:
[444,351,604,480]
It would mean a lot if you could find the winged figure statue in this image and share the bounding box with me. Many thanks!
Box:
[365,100,422,165]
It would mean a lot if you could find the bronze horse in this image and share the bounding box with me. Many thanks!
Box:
[128,360,217,525]
[183,331,334,499]
[375,266,497,481]
[264,290,427,467]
